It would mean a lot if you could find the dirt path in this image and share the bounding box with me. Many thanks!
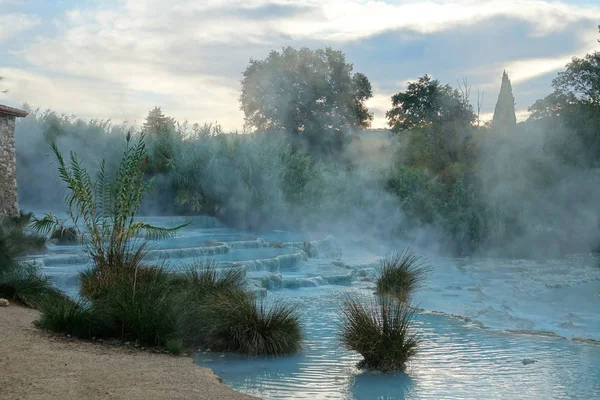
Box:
[0,305,259,400]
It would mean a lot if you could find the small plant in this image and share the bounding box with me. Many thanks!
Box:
[376,249,430,302]
[203,290,302,356]
[173,261,246,300]
[340,295,418,371]
[165,337,185,355]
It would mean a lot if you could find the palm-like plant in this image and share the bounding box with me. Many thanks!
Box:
[31,132,188,272]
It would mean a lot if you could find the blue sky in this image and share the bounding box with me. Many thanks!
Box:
[1,0,599,130]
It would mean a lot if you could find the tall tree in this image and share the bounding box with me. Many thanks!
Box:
[491,71,516,131]
[142,107,178,174]
[240,47,373,155]
[386,75,476,134]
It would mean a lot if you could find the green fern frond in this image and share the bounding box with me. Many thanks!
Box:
[30,214,62,236]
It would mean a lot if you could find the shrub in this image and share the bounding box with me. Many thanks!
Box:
[203,290,302,356]
[0,214,57,308]
[340,295,418,371]
[376,249,430,302]
[173,261,246,301]
[90,266,181,347]
[165,337,185,355]
[37,296,107,339]
[0,262,64,308]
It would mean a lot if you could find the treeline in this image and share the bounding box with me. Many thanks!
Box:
[15,30,600,258]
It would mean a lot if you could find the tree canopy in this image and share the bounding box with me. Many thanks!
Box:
[239,46,373,154]
[386,75,476,134]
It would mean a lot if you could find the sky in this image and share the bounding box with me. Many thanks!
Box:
[0,0,599,131]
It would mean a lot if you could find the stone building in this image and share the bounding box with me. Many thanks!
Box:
[0,104,28,218]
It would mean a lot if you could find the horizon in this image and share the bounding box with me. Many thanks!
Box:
[1,0,599,130]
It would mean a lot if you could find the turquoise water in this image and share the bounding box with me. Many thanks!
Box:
[195,286,600,400]
[28,216,600,399]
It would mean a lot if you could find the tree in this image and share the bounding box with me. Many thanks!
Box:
[526,35,600,166]
[491,71,516,131]
[386,75,476,134]
[142,107,178,174]
[552,51,600,105]
[240,47,373,155]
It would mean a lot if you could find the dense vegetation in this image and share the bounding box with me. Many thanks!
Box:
[14,28,600,259]
[0,212,60,307]
[32,135,302,356]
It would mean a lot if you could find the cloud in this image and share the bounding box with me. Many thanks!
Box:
[0,13,40,42]
[2,0,599,129]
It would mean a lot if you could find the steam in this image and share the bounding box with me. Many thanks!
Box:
[475,120,600,259]
[13,103,600,260]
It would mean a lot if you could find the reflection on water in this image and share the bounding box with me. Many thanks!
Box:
[196,286,600,400]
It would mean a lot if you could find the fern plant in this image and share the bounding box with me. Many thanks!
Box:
[31,132,188,272]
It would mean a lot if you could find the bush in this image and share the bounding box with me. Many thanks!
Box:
[376,249,430,302]
[37,296,107,339]
[340,295,418,371]
[165,337,185,355]
[172,261,246,301]
[203,289,302,356]
[0,262,64,308]
[0,214,57,308]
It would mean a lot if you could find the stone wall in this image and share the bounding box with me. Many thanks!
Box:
[0,114,19,217]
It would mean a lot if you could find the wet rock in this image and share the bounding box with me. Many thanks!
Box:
[50,226,78,245]
[0,298,9,307]
[522,359,537,365]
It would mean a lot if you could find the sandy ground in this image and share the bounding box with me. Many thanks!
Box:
[0,305,259,400]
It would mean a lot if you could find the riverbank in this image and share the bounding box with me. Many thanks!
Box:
[0,304,258,400]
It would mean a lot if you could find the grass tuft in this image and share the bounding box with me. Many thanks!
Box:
[165,337,185,355]
[37,296,106,339]
[340,295,418,371]
[376,248,431,302]
[204,290,302,356]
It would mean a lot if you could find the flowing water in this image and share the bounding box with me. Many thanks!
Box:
[25,214,600,399]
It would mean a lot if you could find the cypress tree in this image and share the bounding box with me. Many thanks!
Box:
[492,71,517,131]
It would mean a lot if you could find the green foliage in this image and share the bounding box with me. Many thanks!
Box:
[553,51,600,104]
[280,147,323,207]
[376,250,430,302]
[31,133,188,274]
[492,71,517,131]
[0,215,56,308]
[340,295,418,371]
[92,267,182,346]
[165,338,185,355]
[180,261,245,291]
[0,262,64,308]
[385,165,443,227]
[203,289,302,356]
[240,46,373,155]
[37,296,107,339]
[386,75,476,134]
